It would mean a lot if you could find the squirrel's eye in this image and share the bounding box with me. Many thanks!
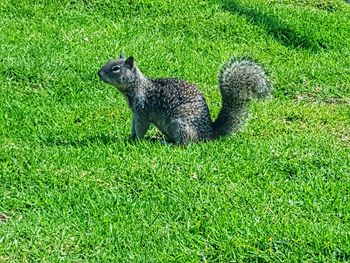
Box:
[111,65,120,72]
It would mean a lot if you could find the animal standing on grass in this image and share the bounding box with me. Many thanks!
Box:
[98,54,271,145]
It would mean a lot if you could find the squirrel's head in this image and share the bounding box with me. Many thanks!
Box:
[98,53,141,92]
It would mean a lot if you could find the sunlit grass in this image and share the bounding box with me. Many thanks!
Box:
[0,0,349,261]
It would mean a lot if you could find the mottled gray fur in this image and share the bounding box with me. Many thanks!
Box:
[98,54,271,145]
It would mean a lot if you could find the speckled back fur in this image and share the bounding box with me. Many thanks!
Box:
[98,54,271,145]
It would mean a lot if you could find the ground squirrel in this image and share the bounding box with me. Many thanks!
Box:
[98,54,271,145]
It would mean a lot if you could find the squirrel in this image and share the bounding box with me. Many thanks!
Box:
[98,53,271,145]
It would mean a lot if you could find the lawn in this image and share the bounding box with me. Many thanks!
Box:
[0,0,350,261]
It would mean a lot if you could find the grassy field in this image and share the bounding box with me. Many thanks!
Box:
[1,0,350,261]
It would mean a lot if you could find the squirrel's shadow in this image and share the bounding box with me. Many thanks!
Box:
[44,133,167,147]
[221,0,328,52]
[44,134,123,147]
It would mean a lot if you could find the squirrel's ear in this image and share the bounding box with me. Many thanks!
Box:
[119,53,125,59]
[125,56,134,69]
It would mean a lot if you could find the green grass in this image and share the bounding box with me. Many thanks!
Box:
[1,0,350,261]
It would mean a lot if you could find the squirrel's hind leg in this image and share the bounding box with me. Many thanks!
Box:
[167,119,199,146]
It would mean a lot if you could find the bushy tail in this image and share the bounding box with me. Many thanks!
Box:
[213,56,271,138]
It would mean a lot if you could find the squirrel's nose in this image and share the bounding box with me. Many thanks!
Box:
[98,69,103,78]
